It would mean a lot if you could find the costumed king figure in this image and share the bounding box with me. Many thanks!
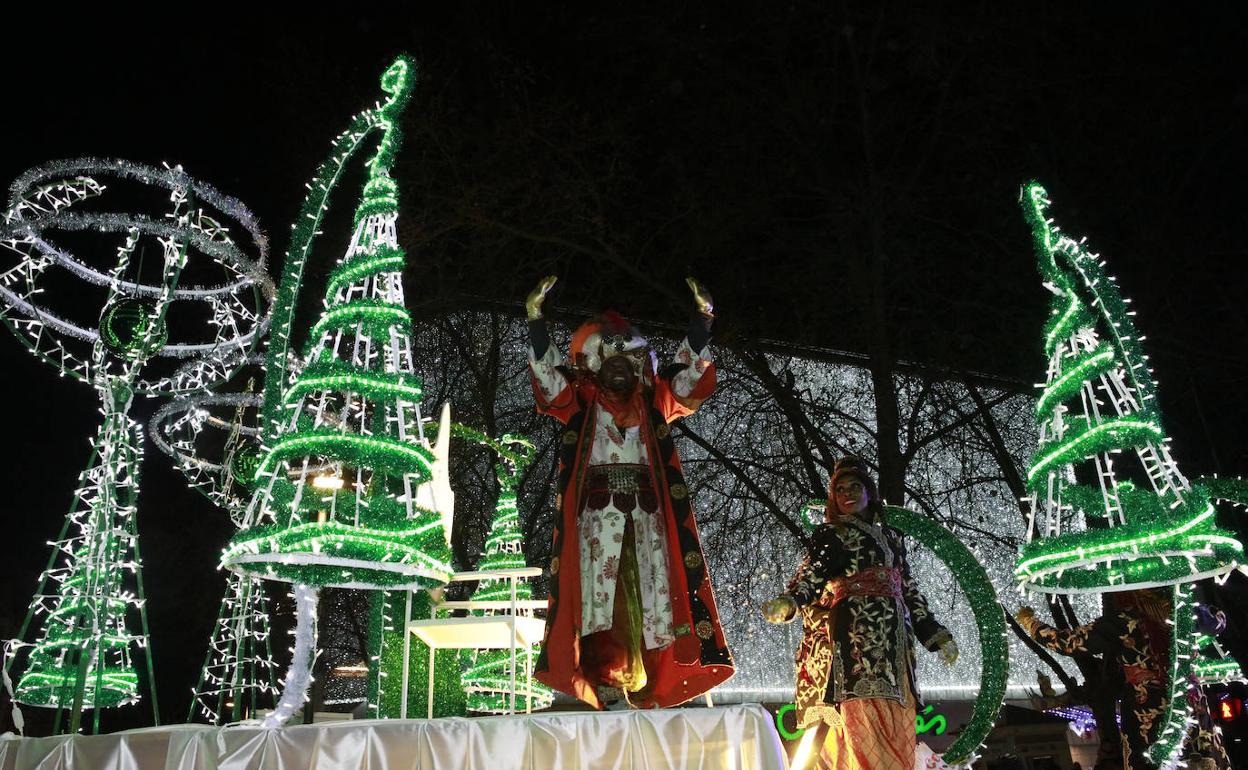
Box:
[1016,591,1232,770]
[762,458,959,770]
[526,275,733,709]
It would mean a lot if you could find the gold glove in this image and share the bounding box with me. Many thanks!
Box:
[525,275,558,321]
[761,595,797,624]
[686,276,714,318]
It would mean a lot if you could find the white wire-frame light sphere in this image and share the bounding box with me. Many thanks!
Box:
[0,158,272,395]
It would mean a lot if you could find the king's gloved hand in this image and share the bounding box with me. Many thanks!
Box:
[526,275,558,321]
[938,637,959,666]
[685,276,714,318]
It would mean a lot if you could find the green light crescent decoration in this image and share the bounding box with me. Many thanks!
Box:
[101,298,168,360]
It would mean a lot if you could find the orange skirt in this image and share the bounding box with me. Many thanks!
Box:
[807,697,915,770]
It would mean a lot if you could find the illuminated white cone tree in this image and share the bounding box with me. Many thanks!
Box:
[151,384,280,724]
[0,163,267,734]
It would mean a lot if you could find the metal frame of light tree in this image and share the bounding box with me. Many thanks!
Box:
[1016,182,1241,593]
[148,384,280,724]
[186,571,278,724]
[1015,182,1244,769]
[0,160,270,395]
[0,163,268,735]
[222,56,453,728]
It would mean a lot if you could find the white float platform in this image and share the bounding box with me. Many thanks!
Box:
[0,704,788,770]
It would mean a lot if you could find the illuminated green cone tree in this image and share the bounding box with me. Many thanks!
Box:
[460,437,554,714]
[14,384,146,716]
[1015,182,1241,594]
[1016,182,1244,768]
[223,57,452,592]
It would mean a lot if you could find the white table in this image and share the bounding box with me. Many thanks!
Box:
[402,567,547,718]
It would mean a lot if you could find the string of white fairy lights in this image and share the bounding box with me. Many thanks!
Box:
[150,387,265,524]
[147,376,283,724]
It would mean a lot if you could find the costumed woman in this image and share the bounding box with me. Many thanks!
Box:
[525,274,733,709]
[1016,590,1231,770]
[762,458,959,770]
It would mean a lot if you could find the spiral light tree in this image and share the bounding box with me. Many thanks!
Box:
[149,375,280,724]
[0,161,269,734]
[459,434,554,714]
[221,56,453,728]
[1016,182,1244,768]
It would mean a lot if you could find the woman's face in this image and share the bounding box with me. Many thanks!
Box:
[832,476,870,516]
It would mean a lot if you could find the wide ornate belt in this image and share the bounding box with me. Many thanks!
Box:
[822,566,902,608]
[584,464,658,513]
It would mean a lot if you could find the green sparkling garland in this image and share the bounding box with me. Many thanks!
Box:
[282,361,423,406]
[254,430,434,480]
[1192,656,1244,685]
[1200,475,1248,509]
[304,300,411,345]
[1016,489,1241,592]
[323,248,406,303]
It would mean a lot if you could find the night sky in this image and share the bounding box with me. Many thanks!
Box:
[1,6,1246,731]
